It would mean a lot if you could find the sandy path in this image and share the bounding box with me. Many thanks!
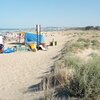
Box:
[0,32,70,100]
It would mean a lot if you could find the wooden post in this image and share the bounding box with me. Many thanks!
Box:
[36,24,41,49]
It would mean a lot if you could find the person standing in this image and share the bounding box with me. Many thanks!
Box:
[0,34,4,53]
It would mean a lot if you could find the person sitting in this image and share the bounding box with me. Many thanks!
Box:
[0,44,4,53]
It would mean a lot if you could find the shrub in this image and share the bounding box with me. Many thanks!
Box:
[55,56,100,100]
[91,40,100,49]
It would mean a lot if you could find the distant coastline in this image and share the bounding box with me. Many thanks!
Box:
[0,26,100,34]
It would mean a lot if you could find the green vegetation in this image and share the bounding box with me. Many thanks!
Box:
[85,26,100,30]
[62,38,100,53]
[55,56,100,100]
[54,37,100,99]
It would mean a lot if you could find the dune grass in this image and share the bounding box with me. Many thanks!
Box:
[54,36,100,99]
[55,55,100,100]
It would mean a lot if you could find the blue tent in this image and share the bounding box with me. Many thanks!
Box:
[25,33,45,45]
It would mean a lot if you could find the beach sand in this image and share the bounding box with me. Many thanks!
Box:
[0,32,69,100]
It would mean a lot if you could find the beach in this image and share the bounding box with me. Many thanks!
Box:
[0,31,68,100]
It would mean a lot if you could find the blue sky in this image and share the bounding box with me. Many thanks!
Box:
[0,0,100,28]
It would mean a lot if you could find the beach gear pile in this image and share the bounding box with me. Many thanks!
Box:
[0,32,47,54]
[3,48,16,53]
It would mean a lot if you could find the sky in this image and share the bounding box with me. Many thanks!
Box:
[0,0,100,28]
